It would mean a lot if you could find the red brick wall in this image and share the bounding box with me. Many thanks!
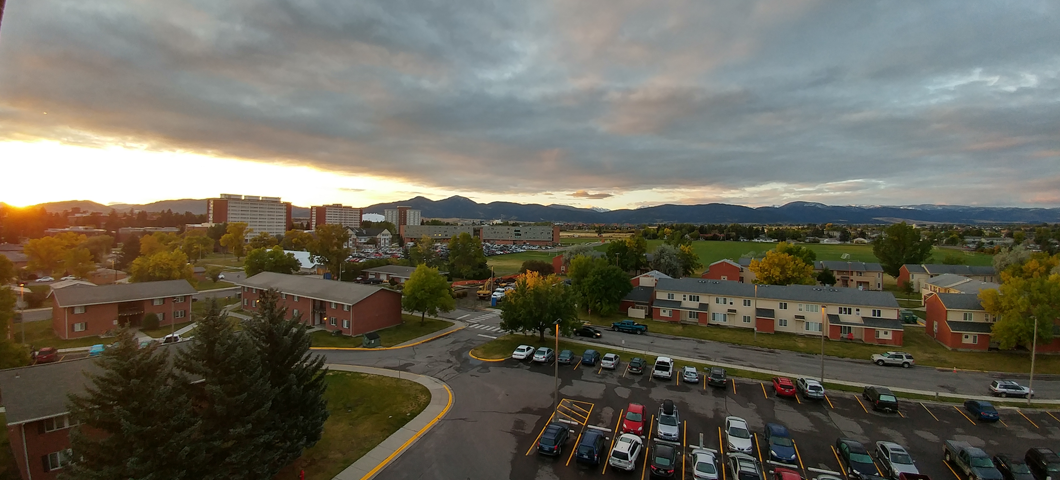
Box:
[702,262,741,282]
[7,419,73,480]
[755,317,775,333]
[241,287,402,335]
[651,307,679,323]
[552,255,566,275]
[52,301,117,339]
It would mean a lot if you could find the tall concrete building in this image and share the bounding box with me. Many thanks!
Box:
[384,206,420,230]
[207,194,292,238]
[311,204,363,230]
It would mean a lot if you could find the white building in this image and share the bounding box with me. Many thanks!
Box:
[207,194,292,238]
[311,204,363,230]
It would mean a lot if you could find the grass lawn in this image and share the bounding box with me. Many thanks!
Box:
[191,296,241,318]
[200,253,246,268]
[275,371,430,480]
[141,321,195,338]
[487,251,560,275]
[195,279,235,291]
[310,315,453,348]
[15,320,107,349]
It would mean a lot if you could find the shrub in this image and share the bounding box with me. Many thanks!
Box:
[142,313,160,330]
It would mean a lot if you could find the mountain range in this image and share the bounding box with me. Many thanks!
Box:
[16,197,1060,225]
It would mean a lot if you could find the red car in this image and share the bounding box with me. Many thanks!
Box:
[772,377,797,398]
[621,403,646,435]
[34,347,58,364]
[773,466,802,480]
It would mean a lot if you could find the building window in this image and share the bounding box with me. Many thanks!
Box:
[660,309,672,318]
[73,306,86,314]
[963,312,973,321]
[343,304,350,311]
[293,295,299,302]
[73,322,87,332]
[282,293,287,300]
[855,308,861,316]
[666,293,675,300]
[174,296,185,303]
[838,307,852,315]
[711,312,727,323]
[44,449,72,472]
[963,334,978,344]
[293,309,299,317]
[840,326,852,335]
[343,319,350,328]
[798,304,820,313]
[715,297,731,305]
[43,415,74,432]
[158,313,165,322]
[174,310,186,319]
[684,294,700,302]
[153,298,165,306]
[779,319,788,327]
[243,299,248,307]
[876,330,892,339]
[743,315,752,323]
[685,310,698,320]
[872,309,882,317]
[329,317,337,326]
[804,322,821,332]
[330,302,337,309]
[743,299,751,307]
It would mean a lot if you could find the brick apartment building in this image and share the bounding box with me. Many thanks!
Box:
[700,259,750,283]
[813,261,884,291]
[50,280,197,339]
[237,272,402,336]
[385,207,421,231]
[403,224,560,246]
[207,194,293,238]
[924,292,1060,352]
[311,204,363,230]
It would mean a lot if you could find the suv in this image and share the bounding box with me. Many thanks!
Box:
[629,357,647,374]
[581,349,601,366]
[871,351,914,368]
[1025,448,1060,480]
[707,367,727,387]
[764,423,796,464]
[574,429,607,466]
[863,386,899,413]
[657,400,681,441]
[536,423,570,456]
[995,454,1035,480]
[608,433,643,472]
[796,377,825,400]
[990,380,1033,398]
[899,310,920,324]
[652,357,674,380]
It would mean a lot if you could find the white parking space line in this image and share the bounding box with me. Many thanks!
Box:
[457,314,471,319]
[477,334,498,339]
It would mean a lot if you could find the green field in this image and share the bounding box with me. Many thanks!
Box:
[486,251,560,275]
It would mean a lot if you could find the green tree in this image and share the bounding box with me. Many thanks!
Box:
[182,232,214,263]
[308,224,351,280]
[980,254,1060,350]
[243,289,329,475]
[408,235,440,268]
[775,241,816,266]
[24,235,66,275]
[447,232,489,279]
[0,254,15,284]
[940,252,967,265]
[581,265,633,317]
[1013,230,1027,245]
[567,255,609,288]
[248,231,279,250]
[245,246,302,277]
[64,329,202,480]
[872,222,934,277]
[139,232,180,256]
[129,250,194,283]
[650,244,683,278]
[281,229,313,251]
[677,244,702,277]
[220,222,252,260]
[994,244,1033,273]
[0,287,31,368]
[401,265,456,325]
[205,265,225,283]
[499,272,579,341]
[748,251,816,285]
[816,267,837,286]
[519,260,554,275]
[80,235,114,263]
[116,235,141,270]
[63,247,95,279]
[177,300,275,479]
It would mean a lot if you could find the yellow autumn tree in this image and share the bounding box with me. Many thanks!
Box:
[980,253,1060,350]
[748,250,815,285]
[498,271,579,341]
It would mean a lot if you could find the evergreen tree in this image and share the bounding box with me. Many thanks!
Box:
[243,289,329,475]
[64,329,201,480]
[178,300,276,480]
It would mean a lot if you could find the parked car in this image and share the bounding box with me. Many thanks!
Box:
[33,347,58,364]
[725,416,753,454]
[650,441,679,478]
[611,319,648,334]
[796,377,826,400]
[622,403,646,435]
[35,276,54,282]
[773,466,803,480]
[88,344,105,356]
[608,433,644,472]
[899,310,920,324]
[574,429,607,466]
[512,345,535,360]
[990,380,1033,398]
[657,399,681,441]
[863,386,899,413]
[536,423,570,456]
[836,438,878,480]
[871,351,915,368]
[683,366,700,383]
[875,441,919,480]
[945,440,1003,480]
[558,349,575,365]
[533,347,555,363]
[964,400,1000,422]
[690,447,721,480]
[728,452,764,480]
[575,325,603,338]
[601,353,621,369]
[217,273,225,280]
[162,334,182,345]
[652,357,674,380]
[1025,448,1060,480]
[60,275,76,281]
[994,455,1035,480]
[764,423,797,464]
[772,377,797,398]
[708,367,728,387]
[629,357,647,374]
[581,349,601,366]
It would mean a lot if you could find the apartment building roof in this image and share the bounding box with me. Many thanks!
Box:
[827,314,904,330]
[239,272,387,305]
[924,274,999,294]
[934,293,985,311]
[637,270,673,281]
[944,321,994,334]
[708,259,742,269]
[814,260,884,272]
[623,286,654,304]
[52,280,197,308]
[655,278,899,308]
[903,264,996,276]
[363,265,418,277]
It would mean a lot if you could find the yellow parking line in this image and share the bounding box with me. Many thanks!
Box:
[795,394,801,405]
[602,409,624,474]
[719,426,726,480]
[831,445,845,474]
[944,458,963,480]
[641,415,655,480]
[703,377,707,390]
[59,355,67,362]
[793,439,806,476]
[566,401,591,414]
[584,403,595,427]
[1047,411,1060,424]
[677,373,680,386]
[566,431,582,466]
[999,419,1008,427]
[754,433,764,465]
[825,394,835,409]
[898,410,905,418]
[525,411,558,456]
[732,379,737,394]
[682,420,687,480]
[874,458,883,476]
[921,402,939,421]
[953,406,976,425]
[1018,410,1040,429]
[762,383,768,399]
[855,395,868,413]
[573,361,580,371]
[598,365,603,374]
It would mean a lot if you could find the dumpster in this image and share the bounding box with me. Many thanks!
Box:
[362,331,381,348]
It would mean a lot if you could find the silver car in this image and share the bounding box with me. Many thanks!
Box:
[724,416,753,454]
[682,366,700,383]
[657,399,681,441]
[796,377,826,400]
[690,448,720,480]
[875,441,918,480]
[601,353,621,370]
[871,351,914,368]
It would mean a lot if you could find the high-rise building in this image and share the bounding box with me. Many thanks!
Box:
[207,194,292,238]
[384,206,421,227]
[311,204,363,230]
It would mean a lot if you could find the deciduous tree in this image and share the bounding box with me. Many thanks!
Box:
[0,255,15,284]
[308,224,351,280]
[24,235,66,275]
[182,232,214,263]
[129,250,194,283]
[519,259,554,275]
[205,265,225,283]
[677,244,702,277]
[408,235,440,268]
[650,244,683,278]
[872,222,934,277]
[0,288,31,368]
[281,230,313,251]
[816,267,837,286]
[219,222,251,260]
[581,265,633,317]
[80,235,114,263]
[749,251,816,285]
[994,245,1033,273]
[775,242,816,266]
[401,265,455,325]
[447,232,489,279]
[248,232,279,250]
[116,235,141,270]
[245,246,302,277]
[499,272,579,341]
[63,247,95,279]
[139,232,180,256]
[980,254,1060,350]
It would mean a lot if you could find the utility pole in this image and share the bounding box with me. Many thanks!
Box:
[1029,316,1037,405]
[553,319,560,414]
[820,306,826,382]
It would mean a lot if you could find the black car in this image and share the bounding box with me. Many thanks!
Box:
[995,454,1036,480]
[629,357,647,374]
[863,386,899,413]
[650,441,678,478]
[575,325,603,338]
[707,367,727,387]
[1025,448,1060,480]
[836,438,878,479]
[581,349,601,366]
[574,429,607,466]
[537,423,570,456]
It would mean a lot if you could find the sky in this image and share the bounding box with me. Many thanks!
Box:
[1,1,1059,211]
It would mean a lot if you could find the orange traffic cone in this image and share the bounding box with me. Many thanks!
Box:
[952,366,957,373]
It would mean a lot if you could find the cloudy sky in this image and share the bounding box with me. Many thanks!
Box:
[1,1,1058,210]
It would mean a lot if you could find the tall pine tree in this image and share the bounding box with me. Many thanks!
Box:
[177,299,276,480]
[64,329,201,480]
[244,289,329,475]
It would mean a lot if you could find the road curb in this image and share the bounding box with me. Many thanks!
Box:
[328,365,453,480]
[310,323,465,352]
[468,350,506,362]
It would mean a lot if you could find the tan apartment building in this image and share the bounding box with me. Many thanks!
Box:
[207,194,293,238]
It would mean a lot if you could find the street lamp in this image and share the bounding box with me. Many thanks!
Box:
[753,284,758,341]
[1029,316,1038,405]
[554,318,560,414]
[18,283,25,344]
[820,305,827,382]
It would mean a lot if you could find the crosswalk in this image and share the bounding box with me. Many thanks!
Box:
[462,311,500,324]
[467,323,503,333]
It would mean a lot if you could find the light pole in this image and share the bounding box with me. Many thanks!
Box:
[820,305,826,382]
[554,318,560,414]
[1029,316,1038,405]
[17,283,25,344]
[753,284,758,341]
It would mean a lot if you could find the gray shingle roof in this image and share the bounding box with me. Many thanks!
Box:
[653,299,709,312]
[363,265,419,277]
[904,264,996,276]
[935,293,985,311]
[238,272,391,305]
[814,260,883,272]
[623,286,653,304]
[925,274,999,294]
[903,264,928,273]
[827,315,904,331]
[52,280,196,308]
[945,321,993,334]
[655,278,899,308]
[638,270,673,280]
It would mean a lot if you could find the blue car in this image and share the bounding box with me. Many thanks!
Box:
[88,344,105,357]
[765,422,797,464]
[965,400,1000,422]
[581,349,600,366]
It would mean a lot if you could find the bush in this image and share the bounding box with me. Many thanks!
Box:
[142,313,160,330]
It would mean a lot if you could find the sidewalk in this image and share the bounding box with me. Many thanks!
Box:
[329,365,452,480]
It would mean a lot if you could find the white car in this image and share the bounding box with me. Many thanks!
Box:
[60,275,76,281]
[652,356,674,380]
[217,273,225,280]
[35,276,54,282]
[511,345,535,360]
[690,448,721,480]
[162,334,182,345]
[601,353,620,369]
[724,416,753,454]
[608,433,643,472]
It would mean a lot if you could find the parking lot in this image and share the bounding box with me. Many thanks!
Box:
[504,351,1060,480]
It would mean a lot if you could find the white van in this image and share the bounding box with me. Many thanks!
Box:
[652,356,674,379]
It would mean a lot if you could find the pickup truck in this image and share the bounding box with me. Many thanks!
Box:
[611,320,647,334]
[943,440,1002,480]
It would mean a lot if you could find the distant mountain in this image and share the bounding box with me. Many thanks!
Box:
[108,199,207,215]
